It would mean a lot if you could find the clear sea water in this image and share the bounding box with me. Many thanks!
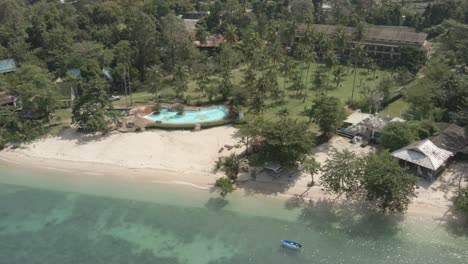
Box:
[144,106,227,123]
[0,164,467,264]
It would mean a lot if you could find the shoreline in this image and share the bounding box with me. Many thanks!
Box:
[0,151,454,220]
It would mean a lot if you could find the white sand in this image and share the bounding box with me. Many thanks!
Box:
[10,126,240,174]
[1,127,465,218]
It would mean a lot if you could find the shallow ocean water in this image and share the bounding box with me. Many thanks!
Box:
[0,165,467,264]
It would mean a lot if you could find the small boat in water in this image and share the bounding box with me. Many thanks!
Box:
[280,240,302,250]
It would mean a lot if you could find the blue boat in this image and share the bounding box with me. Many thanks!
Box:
[280,240,302,250]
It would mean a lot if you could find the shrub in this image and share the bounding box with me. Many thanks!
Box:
[175,104,185,115]
[454,188,468,212]
[152,103,162,114]
[135,126,142,132]
[215,177,234,197]
[379,122,416,151]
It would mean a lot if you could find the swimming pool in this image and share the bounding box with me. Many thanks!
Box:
[144,106,228,123]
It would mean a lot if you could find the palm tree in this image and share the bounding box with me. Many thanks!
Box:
[351,22,368,100]
[224,24,239,46]
[195,69,209,98]
[334,25,348,62]
[147,66,162,101]
[323,47,337,89]
[173,64,189,98]
[351,44,365,100]
[303,156,321,186]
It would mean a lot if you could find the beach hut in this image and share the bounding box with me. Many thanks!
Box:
[391,139,454,179]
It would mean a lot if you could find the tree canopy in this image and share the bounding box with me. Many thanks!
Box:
[321,149,417,213]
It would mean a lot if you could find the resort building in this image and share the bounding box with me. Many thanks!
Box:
[391,123,467,179]
[0,91,19,108]
[430,123,468,156]
[193,34,224,49]
[339,111,405,140]
[391,139,454,179]
[296,24,429,63]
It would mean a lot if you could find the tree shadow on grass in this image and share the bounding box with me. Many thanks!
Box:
[205,197,229,211]
[291,198,404,239]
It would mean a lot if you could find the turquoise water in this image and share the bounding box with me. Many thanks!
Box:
[144,106,228,123]
[0,165,468,264]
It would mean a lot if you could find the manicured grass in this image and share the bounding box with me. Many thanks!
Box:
[112,92,155,106]
[111,62,393,129]
[379,98,410,118]
[48,109,72,136]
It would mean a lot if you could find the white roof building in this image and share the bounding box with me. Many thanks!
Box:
[343,112,372,126]
[391,139,454,173]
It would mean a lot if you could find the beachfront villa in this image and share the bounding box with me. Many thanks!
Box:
[392,139,453,179]
[391,123,468,179]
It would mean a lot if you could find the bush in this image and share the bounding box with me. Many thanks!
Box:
[135,126,142,132]
[152,103,162,114]
[379,122,416,151]
[454,188,468,212]
[175,104,185,115]
[215,177,234,197]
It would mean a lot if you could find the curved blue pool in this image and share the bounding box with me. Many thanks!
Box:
[144,106,228,123]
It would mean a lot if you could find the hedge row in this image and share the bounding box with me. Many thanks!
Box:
[145,119,232,130]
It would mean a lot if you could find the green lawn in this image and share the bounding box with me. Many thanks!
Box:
[48,109,72,136]
[379,98,410,118]
[112,62,393,126]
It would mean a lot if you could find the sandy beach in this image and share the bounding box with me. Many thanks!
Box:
[0,126,465,219]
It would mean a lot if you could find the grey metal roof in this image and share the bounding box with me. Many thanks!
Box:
[0,59,17,74]
[391,139,453,171]
[430,123,468,153]
[297,24,427,45]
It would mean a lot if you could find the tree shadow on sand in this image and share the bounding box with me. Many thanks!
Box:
[56,127,113,145]
[434,206,468,236]
[287,197,404,239]
[236,169,303,196]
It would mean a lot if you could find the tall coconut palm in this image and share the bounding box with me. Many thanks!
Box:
[224,24,239,46]
[173,64,189,98]
[147,66,163,101]
[323,47,337,89]
[351,44,365,100]
[334,25,348,62]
